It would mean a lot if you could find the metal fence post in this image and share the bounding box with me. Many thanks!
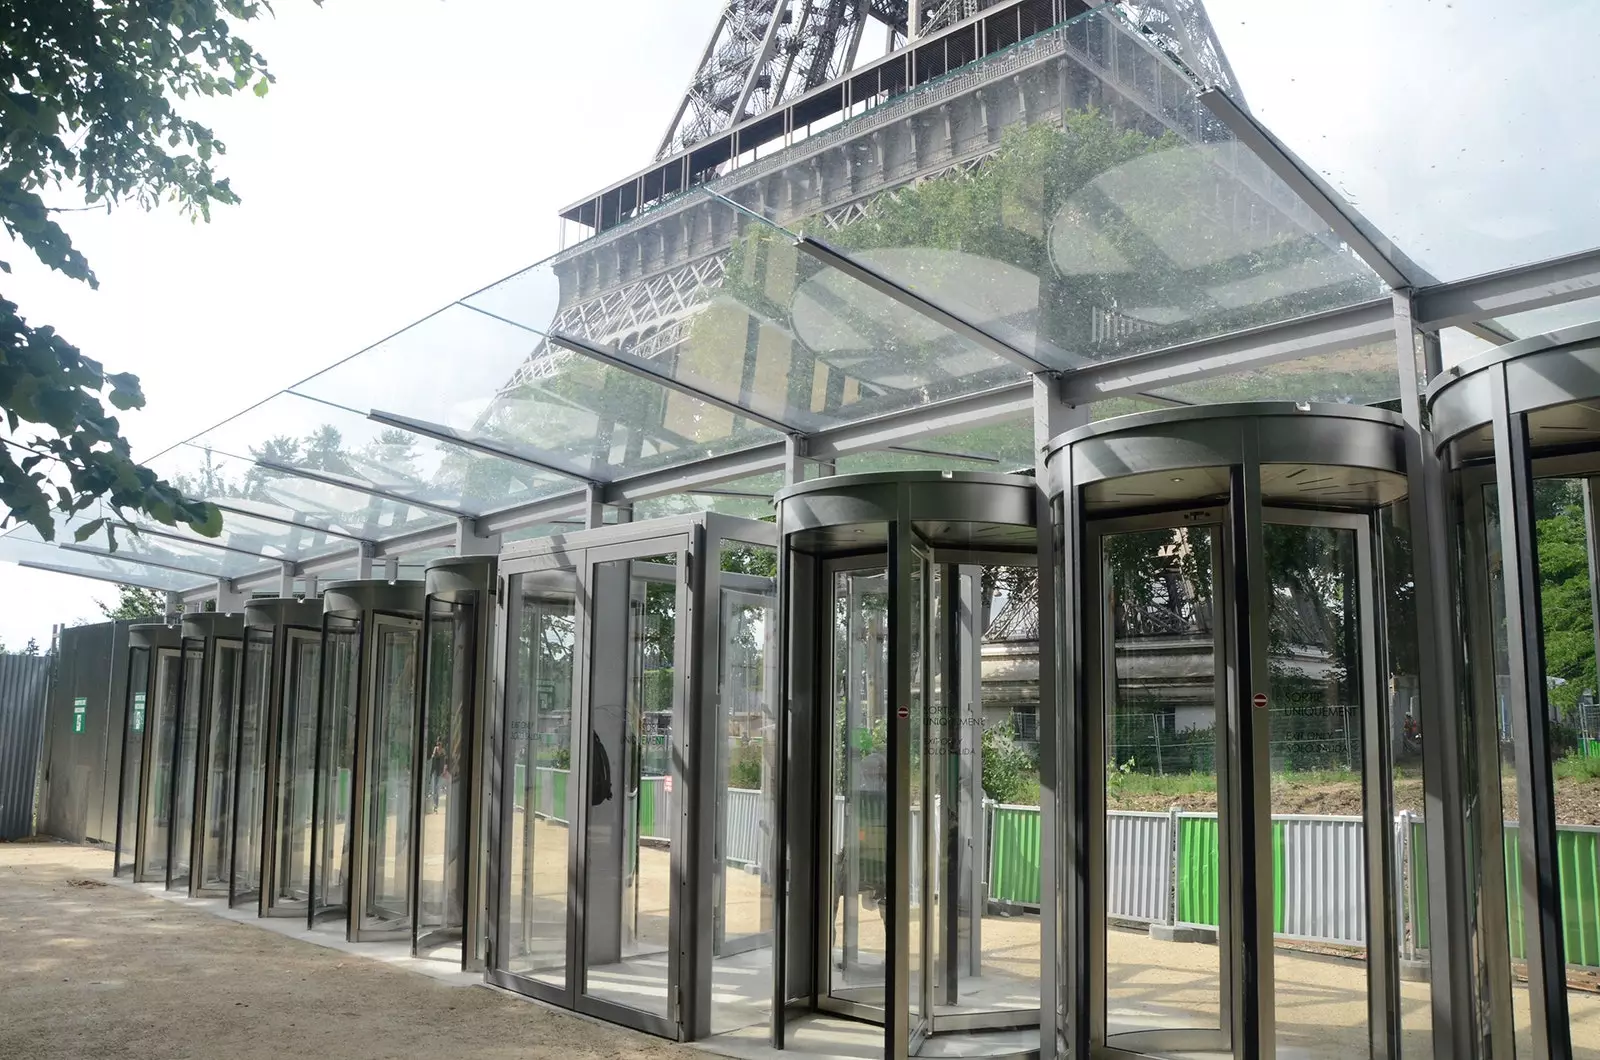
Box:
[1167,804,1181,927]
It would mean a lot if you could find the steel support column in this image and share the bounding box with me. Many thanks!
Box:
[1392,293,1479,1059]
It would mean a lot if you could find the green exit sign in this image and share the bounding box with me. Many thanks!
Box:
[72,697,87,735]
[132,693,146,733]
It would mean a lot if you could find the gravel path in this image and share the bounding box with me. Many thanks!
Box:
[0,839,677,1060]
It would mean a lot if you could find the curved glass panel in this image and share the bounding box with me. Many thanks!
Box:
[198,640,243,893]
[314,620,360,917]
[169,645,204,886]
[270,630,322,912]
[233,631,272,902]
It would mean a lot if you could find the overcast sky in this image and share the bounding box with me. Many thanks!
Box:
[0,0,713,648]
[1,0,1596,649]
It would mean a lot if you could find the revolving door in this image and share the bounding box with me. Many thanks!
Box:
[414,556,495,967]
[1427,321,1600,1059]
[1046,404,1412,1060]
[489,512,779,1041]
[311,580,424,939]
[773,472,1042,1059]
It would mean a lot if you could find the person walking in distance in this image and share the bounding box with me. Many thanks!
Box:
[428,741,445,812]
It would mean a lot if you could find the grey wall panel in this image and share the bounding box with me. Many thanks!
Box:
[40,621,131,843]
[0,653,52,840]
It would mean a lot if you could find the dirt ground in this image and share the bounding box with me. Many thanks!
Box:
[1107,773,1600,824]
[0,839,676,1060]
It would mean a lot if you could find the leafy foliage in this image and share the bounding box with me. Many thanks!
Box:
[96,583,166,620]
[0,1,298,545]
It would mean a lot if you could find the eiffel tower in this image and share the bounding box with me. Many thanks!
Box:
[480,1,1324,472]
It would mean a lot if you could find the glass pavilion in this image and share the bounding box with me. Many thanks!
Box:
[15,2,1600,1058]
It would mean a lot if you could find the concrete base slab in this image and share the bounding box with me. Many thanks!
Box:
[1397,958,1430,983]
[1149,923,1217,945]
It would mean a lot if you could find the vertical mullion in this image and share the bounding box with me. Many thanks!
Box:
[887,512,912,1060]
[1490,371,1573,1059]
[1359,516,1401,1057]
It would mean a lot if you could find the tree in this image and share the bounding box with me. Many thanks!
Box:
[0,3,302,547]
[96,584,167,620]
[23,637,39,655]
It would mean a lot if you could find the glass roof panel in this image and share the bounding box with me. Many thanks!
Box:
[188,391,573,516]
[150,444,453,543]
[716,7,1384,375]
[1150,339,1399,407]
[464,198,1026,438]
[1194,0,1600,282]
[47,506,282,581]
[1497,295,1600,340]
[293,300,785,483]
[0,526,208,592]
[116,498,356,565]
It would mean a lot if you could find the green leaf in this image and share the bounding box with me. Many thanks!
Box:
[73,516,104,542]
[253,77,269,98]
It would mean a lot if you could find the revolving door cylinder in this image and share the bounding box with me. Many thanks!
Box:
[1045,402,1411,1060]
[1426,320,1600,1059]
[312,580,425,939]
[774,471,1041,1059]
[180,612,246,899]
[244,597,324,918]
[416,556,496,969]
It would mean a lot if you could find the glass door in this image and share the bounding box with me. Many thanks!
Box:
[269,629,321,914]
[577,543,687,1034]
[1088,511,1231,1058]
[169,643,205,889]
[231,630,272,906]
[494,563,580,999]
[823,559,891,1018]
[312,616,360,923]
[197,638,243,894]
[353,614,421,940]
[415,598,475,958]
[136,647,182,883]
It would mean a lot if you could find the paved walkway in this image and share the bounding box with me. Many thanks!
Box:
[0,840,675,1060]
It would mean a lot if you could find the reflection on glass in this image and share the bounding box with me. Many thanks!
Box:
[233,635,272,900]
[1264,523,1368,1053]
[418,601,474,955]
[362,622,419,932]
[1103,525,1222,1044]
[1531,478,1600,1055]
[138,650,181,882]
[272,633,321,909]
[118,648,150,874]
[501,571,577,987]
[315,621,360,916]
[169,646,204,885]
[1378,502,1434,1051]
[830,568,889,1008]
[1480,484,1535,1052]
[199,641,242,892]
[710,542,779,1034]
[583,556,678,1018]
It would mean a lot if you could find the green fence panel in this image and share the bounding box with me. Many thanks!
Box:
[552,770,567,819]
[1177,816,1220,925]
[1560,829,1600,966]
[1176,816,1283,929]
[639,778,657,835]
[514,763,526,812]
[1407,821,1600,968]
[988,807,1042,905]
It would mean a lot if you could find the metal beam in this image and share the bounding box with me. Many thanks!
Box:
[543,326,800,435]
[367,406,598,485]
[1416,245,1600,331]
[1199,86,1429,290]
[788,230,1064,374]
[252,459,470,519]
[1058,298,1394,403]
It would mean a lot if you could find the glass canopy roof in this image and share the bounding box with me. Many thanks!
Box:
[5,1,1597,597]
